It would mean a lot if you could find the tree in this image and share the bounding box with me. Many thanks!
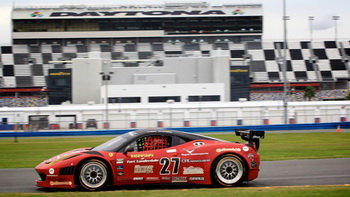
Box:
[304,86,316,101]
[345,92,350,100]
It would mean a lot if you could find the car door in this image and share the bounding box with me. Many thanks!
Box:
[116,134,182,184]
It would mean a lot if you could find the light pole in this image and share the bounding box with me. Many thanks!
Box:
[100,67,113,129]
[166,99,174,128]
[308,16,314,42]
[332,16,340,42]
[282,0,289,124]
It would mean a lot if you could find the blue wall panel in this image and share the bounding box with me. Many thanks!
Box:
[0,122,349,138]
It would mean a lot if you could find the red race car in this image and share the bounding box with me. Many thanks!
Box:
[35,129,265,190]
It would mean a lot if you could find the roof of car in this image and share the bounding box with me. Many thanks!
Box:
[133,129,224,142]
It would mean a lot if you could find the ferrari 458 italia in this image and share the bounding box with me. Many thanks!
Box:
[35,129,264,190]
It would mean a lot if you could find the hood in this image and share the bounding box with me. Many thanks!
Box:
[44,148,90,165]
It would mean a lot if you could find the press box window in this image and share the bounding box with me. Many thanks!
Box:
[188,95,220,102]
[109,97,141,103]
[148,96,181,103]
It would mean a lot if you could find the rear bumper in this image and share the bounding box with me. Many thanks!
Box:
[247,168,260,181]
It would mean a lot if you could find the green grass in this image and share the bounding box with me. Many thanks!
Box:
[0,132,349,168]
[0,185,350,197]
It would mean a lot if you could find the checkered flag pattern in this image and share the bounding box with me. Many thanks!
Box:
[1,40,350,88]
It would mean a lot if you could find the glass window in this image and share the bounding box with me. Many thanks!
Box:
[148,96,180,103]
[108,97,141,103]
[188,95,220,102]
[125,135,171,152]
[13,16,262,34]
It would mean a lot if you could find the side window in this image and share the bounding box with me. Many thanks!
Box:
[124,135,171,152]
[172,136,192,146]
[142,135,170,151]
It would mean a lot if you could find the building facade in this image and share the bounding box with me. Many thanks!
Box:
[1,2,350,107]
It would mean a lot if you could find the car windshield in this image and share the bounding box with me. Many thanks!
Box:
[92,131,138,152]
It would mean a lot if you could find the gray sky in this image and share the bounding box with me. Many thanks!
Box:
[0,0,349,45]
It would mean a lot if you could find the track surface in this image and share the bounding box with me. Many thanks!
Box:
[0,158,349,193]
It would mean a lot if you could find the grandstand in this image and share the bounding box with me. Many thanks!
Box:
[0,2,350,107]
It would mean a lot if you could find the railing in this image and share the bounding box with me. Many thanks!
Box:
[1,122,349,138]
[1,112,348,131]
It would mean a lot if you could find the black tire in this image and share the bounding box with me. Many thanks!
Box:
[211,154,246,187]
[77,159,109,191]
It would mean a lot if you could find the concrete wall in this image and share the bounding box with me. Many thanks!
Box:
[109,56,213,85]
[101,83,225,104]
[72,57,103,104]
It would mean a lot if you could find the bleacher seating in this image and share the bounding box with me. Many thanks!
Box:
[1,40,350,105]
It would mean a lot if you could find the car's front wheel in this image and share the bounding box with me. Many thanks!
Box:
[78,159,109,190]
[211,154,245,186]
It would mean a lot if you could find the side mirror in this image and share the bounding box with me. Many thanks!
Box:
[123,146,134,154]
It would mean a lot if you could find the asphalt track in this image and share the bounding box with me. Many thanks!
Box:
[0,158,349,193]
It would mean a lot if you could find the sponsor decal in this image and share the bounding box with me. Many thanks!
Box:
[137,159,159,163]
[49,10,226,17]
[127,159,159,164]
[193,142,205,146]
[49,181,72,186]
[134,165,154,173]
[161,177,171,181]
[230,69,249,73]
[166,149,177,153]
[49,72,71,76]
[117,172,124,176]
[248,153,254,160]
[183,147,198,154]
[182,159,210,163]
[131,153,154,158]
[49,168,55,175]
[30,12,44,17]
[182,147,209,156]
[216,148,241,152]
[172,176,187,183]
[243,146,249,152]
[232,9,245,15]
[189,177,205,181]
[183,166,204,175]
[117,159,124,164]
[117,165,124,170]
[146,177,160,181]
[133,177,144,181]
[251,161,257,168]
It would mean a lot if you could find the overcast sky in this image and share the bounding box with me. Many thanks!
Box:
[0,0,349,45]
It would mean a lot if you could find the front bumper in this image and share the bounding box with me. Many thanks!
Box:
[35,164,76,189]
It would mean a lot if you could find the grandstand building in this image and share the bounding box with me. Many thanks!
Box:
[1,2,350,107]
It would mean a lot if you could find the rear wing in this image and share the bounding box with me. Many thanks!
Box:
[235,129,265,150]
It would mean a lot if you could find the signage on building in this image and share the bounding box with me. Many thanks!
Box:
[49,10,227,17]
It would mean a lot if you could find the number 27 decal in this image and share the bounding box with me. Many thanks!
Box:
[160,157,180,175]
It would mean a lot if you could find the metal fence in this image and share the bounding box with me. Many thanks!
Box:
[1,105,349,131]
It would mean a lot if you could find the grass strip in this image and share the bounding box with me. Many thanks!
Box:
[0,185,349,197]
[0,132,349,168]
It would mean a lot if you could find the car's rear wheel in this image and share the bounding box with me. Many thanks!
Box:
[211,154,245,186]
[78,159,109,190]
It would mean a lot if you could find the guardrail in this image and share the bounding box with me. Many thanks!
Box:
[0,122,349,138]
